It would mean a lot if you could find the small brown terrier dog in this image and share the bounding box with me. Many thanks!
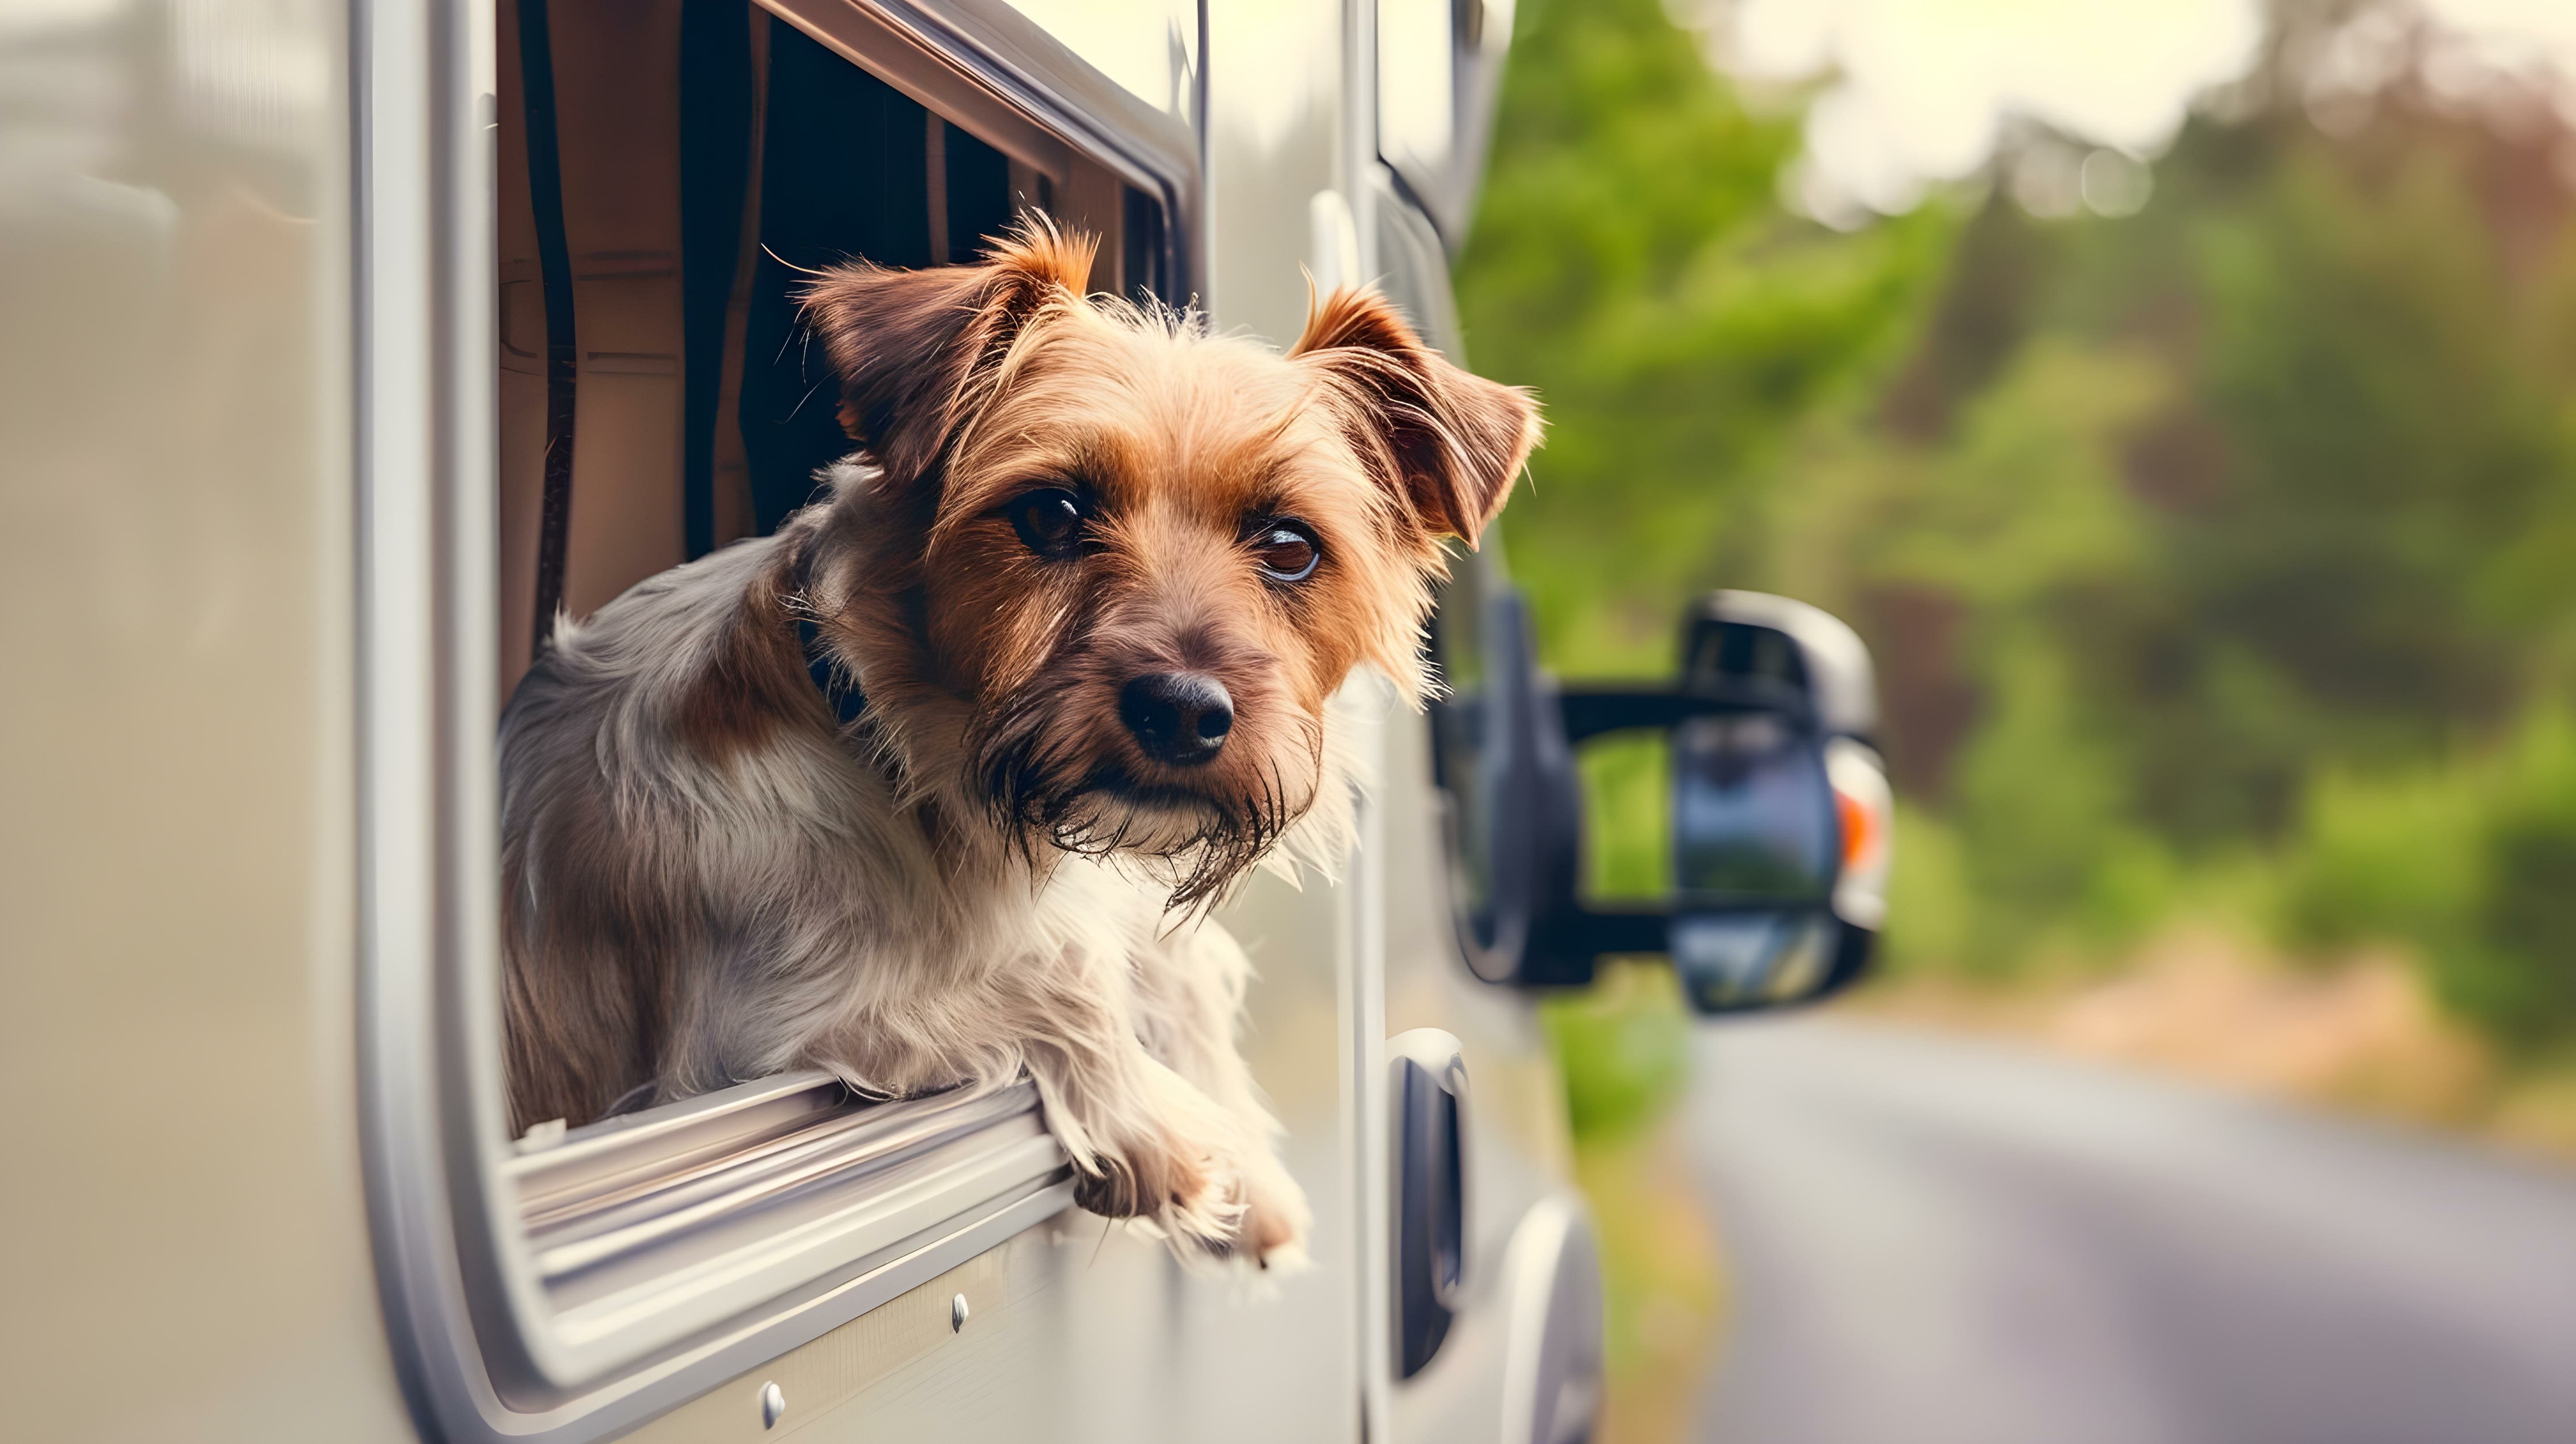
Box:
[499,227,1540,1267]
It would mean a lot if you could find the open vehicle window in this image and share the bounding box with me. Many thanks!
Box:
[363,4,1200,1439]
[496,1,1181,694]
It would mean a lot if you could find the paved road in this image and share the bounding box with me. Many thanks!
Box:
[1687,1019,2576,1444]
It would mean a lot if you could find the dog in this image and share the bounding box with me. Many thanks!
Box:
[498,227,1540,1267]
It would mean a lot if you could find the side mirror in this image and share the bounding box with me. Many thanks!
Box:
[1663,594,1890,1012]
[1430,576,1587,987]
[1432,582,1892,1015]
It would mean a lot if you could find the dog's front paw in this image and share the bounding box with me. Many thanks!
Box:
[1070,1137,1223,1229]
[1229,1146,1312,1275]
[1057,1065,1309,1271]
[1076,1133,1312,1275]
[1070,1109,1248,1257]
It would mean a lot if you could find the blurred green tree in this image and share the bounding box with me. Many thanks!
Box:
[1457,0,1956,676]
[1462,0,2576,1049]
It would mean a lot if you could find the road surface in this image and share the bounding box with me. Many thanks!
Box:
[1687,1019,2576,1444]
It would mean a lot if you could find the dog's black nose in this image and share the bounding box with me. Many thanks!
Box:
[1120,672,1234,766]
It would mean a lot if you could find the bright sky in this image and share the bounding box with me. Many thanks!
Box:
[2425,0,2576,83]
[1685,0,2576,223]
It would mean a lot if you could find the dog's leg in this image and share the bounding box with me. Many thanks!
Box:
[1127,922,1313,1272]
[998,942,1281,1263]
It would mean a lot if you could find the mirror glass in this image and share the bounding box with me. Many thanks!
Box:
[1668,710,1840,1012]
[1670,912,1838,1011]
[1671,713,1835,905]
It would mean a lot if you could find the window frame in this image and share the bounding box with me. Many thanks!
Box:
[356,4,1202,1440]
[1369,171,1543,988]
[766,0,1203,293]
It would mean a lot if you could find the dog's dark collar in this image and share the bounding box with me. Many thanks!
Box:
[794,606,868,731]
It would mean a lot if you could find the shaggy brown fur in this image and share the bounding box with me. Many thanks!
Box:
[501,225,1539,1265]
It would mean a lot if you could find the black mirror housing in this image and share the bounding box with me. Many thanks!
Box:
[1432,582,1892,1014]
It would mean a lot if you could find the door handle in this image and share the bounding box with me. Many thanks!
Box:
[1390,1028,1467,1379]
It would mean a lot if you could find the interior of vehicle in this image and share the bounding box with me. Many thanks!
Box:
[496,0,1171,697]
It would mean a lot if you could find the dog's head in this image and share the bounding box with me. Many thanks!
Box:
[799,227,1540,906]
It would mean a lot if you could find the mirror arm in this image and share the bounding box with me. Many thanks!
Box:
[1552,905,1666,959]
[1546,902,1866,973]
[1556,684,1814,747]
[1428,695,1484,746]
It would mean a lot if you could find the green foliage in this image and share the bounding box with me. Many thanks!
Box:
[1459,0,1957,675]
[1459,0,2576,1056]
[2190,151,2565,754]
[1579,733,1670,901]
[1876,804,1973,979]
[1758,337,2185,964]
[1462,0,1956,1141]
[2283,710,2576,1056]
[2280,764,2484,958]
[1950,635,2150,944]
[2474,803,2576,1052]
[1541,961,1693,1141]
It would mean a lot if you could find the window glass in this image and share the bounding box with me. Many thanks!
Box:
[1377,0,1454,180]
[1427,549,1498,949]
[1005,0,1198,119]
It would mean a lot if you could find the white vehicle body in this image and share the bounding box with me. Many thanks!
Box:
[0,2,1605,1441]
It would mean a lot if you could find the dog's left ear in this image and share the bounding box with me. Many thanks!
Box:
[1291,288,1541,547]
[799,225,1097,482]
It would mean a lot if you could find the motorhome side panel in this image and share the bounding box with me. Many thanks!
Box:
[0,2,417,1440]
[0,1,1585,1440]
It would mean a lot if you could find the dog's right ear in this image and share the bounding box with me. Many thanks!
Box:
[1290,288,1541,550]
[799,225,1097,482]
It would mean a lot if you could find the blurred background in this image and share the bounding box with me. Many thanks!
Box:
[1454,0,2576,1439]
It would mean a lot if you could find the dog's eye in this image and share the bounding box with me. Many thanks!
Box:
[1252,522,1321,583]
[1007,488,1087,558]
